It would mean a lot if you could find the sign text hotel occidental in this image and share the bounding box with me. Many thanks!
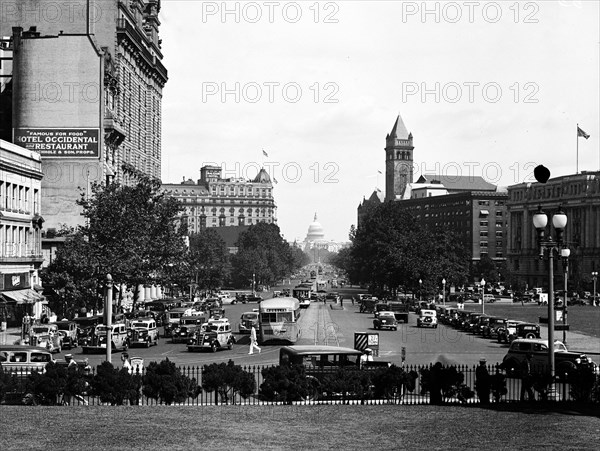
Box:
[13,128,100,158]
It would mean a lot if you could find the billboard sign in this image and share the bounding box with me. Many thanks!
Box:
[13,128,100,158]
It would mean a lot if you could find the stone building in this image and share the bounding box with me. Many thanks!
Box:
[1,0,167,231]
[0,139,45,326]
[162,165,277,234]
[506,171,600,291]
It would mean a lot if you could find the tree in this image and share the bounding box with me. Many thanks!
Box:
[188,228,230,293]
[231,223,302,288]
[42,174,188,312]
[348,201,469,296]
[201,360,256,405]
[142,358,201,405]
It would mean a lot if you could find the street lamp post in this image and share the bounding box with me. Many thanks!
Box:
[419,279,422,302]
[105,274,113,364]
[442,279,446,306]
[532,205,568,383]
[481,278,486,315]
[592,271,598,307]
[561,248,570,345]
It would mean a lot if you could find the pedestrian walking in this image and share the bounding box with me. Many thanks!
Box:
[520,353,535,402]
[248,326,261,355]
[121,352,132,374]
[360,348,374,369]
[475,358,491,404]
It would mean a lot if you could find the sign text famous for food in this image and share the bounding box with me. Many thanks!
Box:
[13,128,100,158]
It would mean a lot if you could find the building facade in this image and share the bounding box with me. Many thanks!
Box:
[506,171,600,291]
[0,139,45,326]
[385,115,414,201]
[162,166,277,234]
[394,190,508,265]
[1,0,167,231]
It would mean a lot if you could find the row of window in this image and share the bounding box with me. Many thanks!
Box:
[479,241,504,248]
[210,186,272,197]
[0,182,40,214]
[480,231,503,237]
[478,200,505,206]
[0,225,42,258]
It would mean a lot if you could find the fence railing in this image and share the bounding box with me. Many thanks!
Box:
[1,363,598,406]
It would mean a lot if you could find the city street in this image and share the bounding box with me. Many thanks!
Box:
[12,286,593,371]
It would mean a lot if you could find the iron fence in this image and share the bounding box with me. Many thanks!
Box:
[1,363,598,406]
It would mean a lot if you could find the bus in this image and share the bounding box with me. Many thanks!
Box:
[258,297,301,345]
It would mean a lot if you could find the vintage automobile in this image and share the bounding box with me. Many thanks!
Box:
[239,311,259,334]
[209,307,226,320]
[481,317,507,339]
[417,309,438,328]
[373,311,398,331]
[163,307,193,338]
[171,316,206,343]
[81,323,129,353]
[127,319,159,348]
[497,320,524,344]
[27,324,63,353]
[52,320,79,349]
[501,338,599,380]
[514,322,541,340]
[187,319,235,352]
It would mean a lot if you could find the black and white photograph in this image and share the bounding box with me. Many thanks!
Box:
[1,1,599,449]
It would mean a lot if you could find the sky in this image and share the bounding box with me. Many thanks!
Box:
[159,0,600,243]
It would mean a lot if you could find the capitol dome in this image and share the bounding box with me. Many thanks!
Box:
[306,213,325,241]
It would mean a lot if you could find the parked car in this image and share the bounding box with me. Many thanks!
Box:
[187,319,235,352]
[481,317,507,339]
[514,323,541,340]
[501,338,599,380]
[126,319,159,348]
[373,311,398,331]
[497,320,524,344]
[417,309,438,328]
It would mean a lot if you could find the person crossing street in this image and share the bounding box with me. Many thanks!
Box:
[248,326,261,355]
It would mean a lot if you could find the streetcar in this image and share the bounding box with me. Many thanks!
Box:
[258,297,301,345]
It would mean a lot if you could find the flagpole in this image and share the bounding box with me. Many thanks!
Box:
[576,123,579,174]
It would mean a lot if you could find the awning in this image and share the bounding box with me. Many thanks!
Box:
[480,210,489,216]
[1,289,45,304]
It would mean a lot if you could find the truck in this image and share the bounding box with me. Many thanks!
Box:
[387,301,410,323]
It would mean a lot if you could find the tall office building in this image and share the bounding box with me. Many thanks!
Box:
[1,0,167,231]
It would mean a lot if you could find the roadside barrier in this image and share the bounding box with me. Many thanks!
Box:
[1,362,598,406]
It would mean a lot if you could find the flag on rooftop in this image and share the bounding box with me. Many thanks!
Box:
[262,149,269,157]
[577,126,590,139]
[273,178,278,184]
[377,170,382,174]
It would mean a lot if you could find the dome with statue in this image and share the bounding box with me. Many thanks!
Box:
[306,213,325,242]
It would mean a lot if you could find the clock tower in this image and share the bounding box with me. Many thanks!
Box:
[385,115,414,201]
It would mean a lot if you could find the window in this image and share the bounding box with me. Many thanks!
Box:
[480,241,488,248]
[480,221,488,227]
[480,231,488,238]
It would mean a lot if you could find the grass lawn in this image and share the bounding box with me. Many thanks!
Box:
[1,404,599,450]
[461,304,600,338]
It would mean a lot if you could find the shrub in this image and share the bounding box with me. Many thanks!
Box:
[90,361,138,405]
[260,364,311,404]
[0,365,21,403]
[322,367,372,402]
[25,362,87,405]
[420,364,474,404]
[142,358,201,405]
[371,365,418,401]
[202,360,256,405]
